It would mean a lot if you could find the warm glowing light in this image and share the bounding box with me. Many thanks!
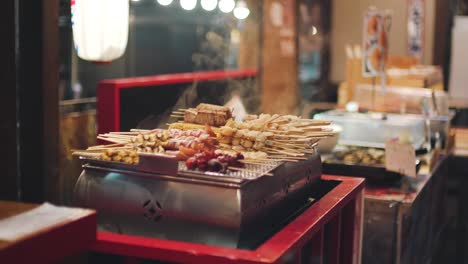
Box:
[71,0,129,62]
[218,0,235,13]
[233,0,249,19]
[311,26,318,35]
[157,0,174,6]
[201,0,217,11]
[180,0,197,10]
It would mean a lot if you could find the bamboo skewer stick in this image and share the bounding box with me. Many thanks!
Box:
[109,131,140,135]
[265,147,305,157]
[72,151,102,157]
[88,143,126,149]
[100,134,133,139]
[97,136,128,144]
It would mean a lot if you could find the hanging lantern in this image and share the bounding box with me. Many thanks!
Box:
[71,0,129,62]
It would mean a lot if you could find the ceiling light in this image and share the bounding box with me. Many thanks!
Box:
[201,0,217,11]
[218,0,235,13]
[233,0,249,19]
[180,0,197,10]
[157,0,174,6]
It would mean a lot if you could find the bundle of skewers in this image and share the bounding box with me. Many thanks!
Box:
[171,103,333,159]
[73,103,333,177]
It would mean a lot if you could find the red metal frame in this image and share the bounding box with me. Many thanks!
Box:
[97,69,258,134]
[91,175,364,264]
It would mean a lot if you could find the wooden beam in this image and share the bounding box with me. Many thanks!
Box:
[42,0,60,203]
[261,0,299,114]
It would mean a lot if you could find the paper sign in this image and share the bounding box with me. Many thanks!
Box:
[385,139,417,177]
[407,0,425,61]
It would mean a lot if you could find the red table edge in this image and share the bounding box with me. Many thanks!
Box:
[97,69,258,134]
[0,210,96,263]
[91,175,364,264]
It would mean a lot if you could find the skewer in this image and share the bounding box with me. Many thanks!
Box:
[247,158,300,163]
[172,111,185,115]
[109,131,140,135]
[72,148,105,153]
[71,151,102,157]
[88,143,126,149]
[298,119,331,124]
[271,134,309,138]
[99,134,133,139]
[171,115,184,118]
[265,147,305,157]
[267,155,308,160]
[97,136,128,144]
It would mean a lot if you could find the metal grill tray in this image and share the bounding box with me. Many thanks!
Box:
[178,160,283,181]
[79,153,283,182]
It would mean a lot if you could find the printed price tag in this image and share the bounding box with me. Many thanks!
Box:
[385,139,417,177]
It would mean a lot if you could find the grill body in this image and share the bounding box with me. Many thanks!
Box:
[74,153,322,248]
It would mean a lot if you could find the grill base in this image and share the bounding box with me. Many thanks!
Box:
[74,153,322,248]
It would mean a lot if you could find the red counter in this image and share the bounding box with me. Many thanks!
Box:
[0,201,96,263]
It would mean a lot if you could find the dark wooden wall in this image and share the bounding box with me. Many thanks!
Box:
[0,0,19,201]
[0,0,59,203]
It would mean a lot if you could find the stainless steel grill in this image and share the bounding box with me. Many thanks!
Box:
[73,151,322,248]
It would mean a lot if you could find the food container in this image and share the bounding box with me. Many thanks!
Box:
[314,110,426,149]
[317,124,342,153]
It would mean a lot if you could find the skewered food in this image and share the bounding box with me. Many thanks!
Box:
[183,103,233,127]
[328,147,385,166]
[213,113,332,157]
[185,150,244,173]
[100,149,139,165]
[168,122,220,134]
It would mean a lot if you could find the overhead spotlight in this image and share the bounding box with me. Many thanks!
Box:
[180,0,197,10]
[157,0,174,6]
[201,0,217,11]
[218,0,235,13]
[233,0,249,19]
[131,0,141,2]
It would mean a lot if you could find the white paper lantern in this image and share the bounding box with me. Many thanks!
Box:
[71,0,129,62]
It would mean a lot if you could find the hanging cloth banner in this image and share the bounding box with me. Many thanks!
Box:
[407,0,425,62]
[362,8,392,77]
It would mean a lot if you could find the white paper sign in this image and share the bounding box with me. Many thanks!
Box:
[385,139,417,177]
[407,0,425,61]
